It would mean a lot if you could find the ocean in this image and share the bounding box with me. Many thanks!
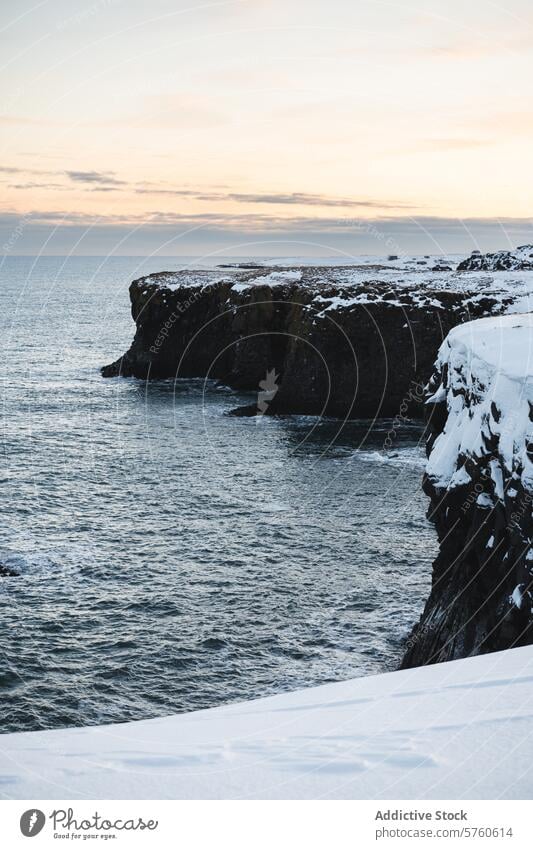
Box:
[0,255,434,731]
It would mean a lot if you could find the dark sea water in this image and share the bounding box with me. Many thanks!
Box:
[0,256,435,732]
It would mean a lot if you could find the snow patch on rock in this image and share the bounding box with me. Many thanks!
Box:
[458,245,533,272]
[136,255,533,318]
[425,314,533,492]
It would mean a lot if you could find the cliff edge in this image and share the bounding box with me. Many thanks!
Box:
[402,314,533,666]
[101,258,532,418]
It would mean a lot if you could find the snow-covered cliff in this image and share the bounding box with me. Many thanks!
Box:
[101,256,533,419]
[458,244,533,272]
[402,315,533,667]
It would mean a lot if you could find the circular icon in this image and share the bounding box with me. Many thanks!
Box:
[20,809,45,837]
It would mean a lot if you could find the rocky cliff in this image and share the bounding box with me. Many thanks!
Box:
[402,315,533,666]
[457,244,533,272]
[102,259,531,418]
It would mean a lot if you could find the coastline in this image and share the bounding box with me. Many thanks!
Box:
[101,258,533,420]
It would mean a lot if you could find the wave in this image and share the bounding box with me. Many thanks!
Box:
[357,447,426,470]
[0,547,85,579]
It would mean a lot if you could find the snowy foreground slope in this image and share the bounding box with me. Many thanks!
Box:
[2,645,533,799]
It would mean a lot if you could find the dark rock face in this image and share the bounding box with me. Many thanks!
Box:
[401,334,533,668]
[457,244,533,271]
[101,267,515,419]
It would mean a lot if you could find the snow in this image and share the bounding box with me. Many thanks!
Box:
[446,314,533,379]
[139,270,234,291]
[307,269,533,315]
[134,253,533,318]
[458,244,533,272]
[425,314,533,493]
[231,270,302,294]
[2,645,533,799]
[450,465,472,487]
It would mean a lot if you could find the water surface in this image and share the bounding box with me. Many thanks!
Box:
[0,256,434,732]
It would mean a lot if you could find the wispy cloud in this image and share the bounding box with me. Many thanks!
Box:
[1,209,532,257]
[65,170,126,186]
[8,182,69,190]
[133,187,415,210]
[1,165,127,189]
[2,165,417,211]
[227,192,414,209]
[2,208,531,235]
[0,164,59,178]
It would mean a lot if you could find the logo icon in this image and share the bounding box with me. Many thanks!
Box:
[20,809,45,837]
[257,368,279,418]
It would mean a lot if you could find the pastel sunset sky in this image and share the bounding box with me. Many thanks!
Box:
[1,0,532,255]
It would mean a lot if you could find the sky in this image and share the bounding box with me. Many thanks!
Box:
[1,0,533,257]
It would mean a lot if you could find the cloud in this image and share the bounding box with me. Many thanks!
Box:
[1,208,532,234]
[1,165,128,190]
[0,164,63,180]
[1,209,532,256]
[226,192,414,209]
[133,187,415,210]
[65,170,126,186]
[3,167,416,210]
[8,182,69,190]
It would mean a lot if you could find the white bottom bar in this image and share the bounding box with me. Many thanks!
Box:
[1,800,532,848]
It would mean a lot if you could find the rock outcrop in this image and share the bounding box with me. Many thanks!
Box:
[402,315,533,667]
[101,262,529,419]
[457,244,533,272]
